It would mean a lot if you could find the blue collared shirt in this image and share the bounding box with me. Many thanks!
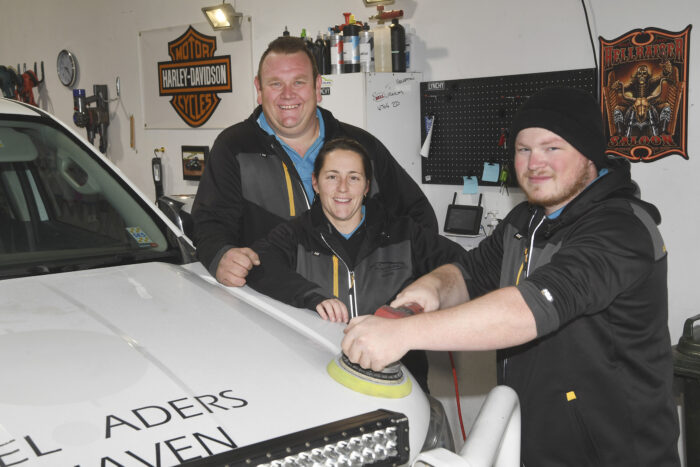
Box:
[340,206,367,239]
[257,109,325,202]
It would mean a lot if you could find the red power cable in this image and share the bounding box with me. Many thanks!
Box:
[448,351,467,441]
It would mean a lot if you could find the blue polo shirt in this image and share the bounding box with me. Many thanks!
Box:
[257,109,325,202]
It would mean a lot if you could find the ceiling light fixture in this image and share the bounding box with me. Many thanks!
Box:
[202,2,242,31]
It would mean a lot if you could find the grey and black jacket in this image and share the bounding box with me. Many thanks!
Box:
[246,198,465,392]
[191,105,438,276]
[247,198,464,318]
[459,161,679,466]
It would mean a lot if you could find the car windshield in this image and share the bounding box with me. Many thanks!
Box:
[0,114,184,278]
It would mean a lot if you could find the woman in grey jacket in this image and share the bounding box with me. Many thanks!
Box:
[247,138,465,391]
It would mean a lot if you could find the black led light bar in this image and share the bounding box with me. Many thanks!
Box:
[182,409,410,467]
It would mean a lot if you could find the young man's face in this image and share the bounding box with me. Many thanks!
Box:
[514,127,597,214]
[254,51,322,141]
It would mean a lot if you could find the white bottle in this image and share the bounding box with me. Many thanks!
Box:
[373,23,391,72]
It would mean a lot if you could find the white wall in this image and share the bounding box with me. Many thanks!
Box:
[1,0,697,456]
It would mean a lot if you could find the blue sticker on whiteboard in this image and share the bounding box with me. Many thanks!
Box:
[482,162,500,182]
[462,176,478,194]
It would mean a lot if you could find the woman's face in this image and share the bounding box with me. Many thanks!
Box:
[312,149,369,234]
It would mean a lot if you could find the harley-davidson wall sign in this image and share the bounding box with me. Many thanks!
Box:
[157,26,232,127]
[600,25,691,162]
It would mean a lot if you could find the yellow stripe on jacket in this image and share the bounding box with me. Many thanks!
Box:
[281,162,295,217]
[332,255,339,297]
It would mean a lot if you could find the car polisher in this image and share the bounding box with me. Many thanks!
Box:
[327,303,423,398]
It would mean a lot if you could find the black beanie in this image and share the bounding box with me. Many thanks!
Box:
[509,87,611,169]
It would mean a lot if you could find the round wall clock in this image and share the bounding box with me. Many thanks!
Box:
[56,49,77,87]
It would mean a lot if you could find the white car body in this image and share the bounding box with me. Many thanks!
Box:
[0,98,447,466]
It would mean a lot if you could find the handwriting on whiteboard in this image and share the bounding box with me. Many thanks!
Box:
[373,90,405,111]
[372,75,416,111]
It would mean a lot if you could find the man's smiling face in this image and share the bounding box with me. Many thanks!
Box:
[514,127,597,214]
[254,51,322,141]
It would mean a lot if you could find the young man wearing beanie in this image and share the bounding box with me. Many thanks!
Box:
[342,87,680,466]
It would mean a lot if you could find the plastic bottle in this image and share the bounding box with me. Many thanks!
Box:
[359,23,374,72]
[314,32,330,75]
[404,25,411,71]
[390,18,406,72]
[373,23,392,72]
[342,15,361,73]
[330,26,344,74]
[282,26,290,37]
[323,33,331,74]
[301,28,314,49]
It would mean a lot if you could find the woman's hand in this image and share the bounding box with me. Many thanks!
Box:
[316,299,349,323]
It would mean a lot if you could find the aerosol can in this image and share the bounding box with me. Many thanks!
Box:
[359,23,374,72]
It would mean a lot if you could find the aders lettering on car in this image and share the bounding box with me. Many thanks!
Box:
[1,389,248,465]
[157,26,232,127]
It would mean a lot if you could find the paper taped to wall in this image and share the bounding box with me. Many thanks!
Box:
[420,115,435,158]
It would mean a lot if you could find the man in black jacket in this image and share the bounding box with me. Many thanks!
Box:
[342,87,680,466]
[191,36,436,286]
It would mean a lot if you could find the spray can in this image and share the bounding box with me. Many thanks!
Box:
[390,18,406,72]
[342,15,361,73]
[329,26,344,74]
[359,23,374,72]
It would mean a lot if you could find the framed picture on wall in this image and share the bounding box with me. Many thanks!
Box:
[181,145,208,181]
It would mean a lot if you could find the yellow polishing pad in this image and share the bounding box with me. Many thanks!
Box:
[327,355,412,399]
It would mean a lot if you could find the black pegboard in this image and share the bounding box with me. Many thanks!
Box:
[420,68,597,186]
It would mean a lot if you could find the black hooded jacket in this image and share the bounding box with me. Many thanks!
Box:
[191,106,438,276]
[459,161,679,466]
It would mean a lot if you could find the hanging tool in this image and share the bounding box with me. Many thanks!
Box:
[73,84,110,153]
[327,302,423,398]
[152,147,165,201]
[19,70,39,106]
[0,66,17,98]
[0,66,22,99]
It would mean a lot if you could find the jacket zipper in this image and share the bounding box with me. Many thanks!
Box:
[320,232,358,318]
[504,212,545,383]
[526,215,545,277]
[298,178,310,210]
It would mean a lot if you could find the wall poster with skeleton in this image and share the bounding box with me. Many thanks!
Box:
[600,26,691,162]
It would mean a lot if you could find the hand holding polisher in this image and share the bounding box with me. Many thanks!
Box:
[327,303,423,398]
